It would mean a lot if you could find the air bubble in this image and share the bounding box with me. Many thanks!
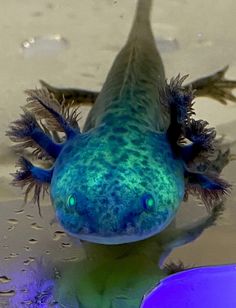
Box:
[28,238,38,244]
[26,215,34,220]
[0,276,11,283]
[31,222,43,230]
[53,230,66,241]
[61,242,72,248]
[9,252,19,258]
[14,209,24,214]
[63,256,79,262]
[21,35,69,57]
[8,226,15,232]
[7,219,18,225]
[0,290,15,297]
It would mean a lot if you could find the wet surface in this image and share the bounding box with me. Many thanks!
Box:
[0,0,236,307]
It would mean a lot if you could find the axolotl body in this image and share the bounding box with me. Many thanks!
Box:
[8,0,236,244]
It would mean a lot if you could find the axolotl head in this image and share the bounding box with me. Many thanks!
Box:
[50,127,185,244]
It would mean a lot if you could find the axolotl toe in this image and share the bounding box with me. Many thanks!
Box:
[7,0,233,244]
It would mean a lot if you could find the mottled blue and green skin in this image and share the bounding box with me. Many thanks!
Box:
[51,105,185,243]
[49,0,186,244]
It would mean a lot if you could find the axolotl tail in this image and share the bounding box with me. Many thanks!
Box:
[84,0,168,132]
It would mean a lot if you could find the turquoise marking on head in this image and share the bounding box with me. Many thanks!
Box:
[50,126,185,244]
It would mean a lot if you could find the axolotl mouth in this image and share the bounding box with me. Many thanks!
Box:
[51,189,181,245]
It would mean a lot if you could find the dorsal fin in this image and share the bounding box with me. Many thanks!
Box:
[128,0,153,42]
[99,0,163,100]
[84,0,167,131]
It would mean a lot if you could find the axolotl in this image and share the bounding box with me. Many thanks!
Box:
[7,0,236,244]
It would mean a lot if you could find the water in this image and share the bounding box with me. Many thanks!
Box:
[0,0,236,307]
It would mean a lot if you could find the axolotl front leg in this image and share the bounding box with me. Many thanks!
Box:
[6,89,78,214]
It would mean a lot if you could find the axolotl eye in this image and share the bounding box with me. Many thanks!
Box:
[67,195,77,208]
[141,193,155,211]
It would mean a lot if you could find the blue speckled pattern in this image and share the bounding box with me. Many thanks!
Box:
[51,115,185,243]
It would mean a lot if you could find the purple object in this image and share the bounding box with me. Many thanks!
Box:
[141,264,236,308]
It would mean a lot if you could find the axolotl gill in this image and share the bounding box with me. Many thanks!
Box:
[7,0,236,244]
